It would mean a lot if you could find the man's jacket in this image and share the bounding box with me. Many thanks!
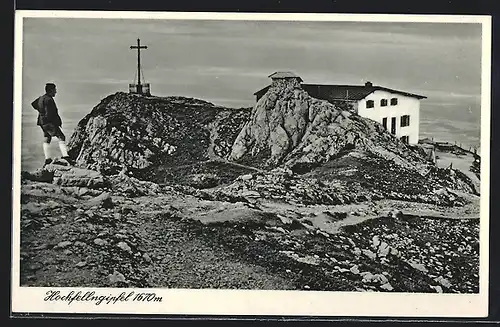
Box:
[31,94,62,127]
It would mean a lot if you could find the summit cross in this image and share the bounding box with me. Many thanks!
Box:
[130,38,148,89]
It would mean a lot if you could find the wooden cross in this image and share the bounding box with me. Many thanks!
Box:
[130,38,148,88]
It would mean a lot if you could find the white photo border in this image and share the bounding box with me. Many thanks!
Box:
[11,10,492,317]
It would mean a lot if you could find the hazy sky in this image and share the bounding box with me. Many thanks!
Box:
[22,18,482,107]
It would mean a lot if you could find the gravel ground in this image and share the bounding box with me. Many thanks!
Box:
[19,181,480,293]
[20,193,295,289]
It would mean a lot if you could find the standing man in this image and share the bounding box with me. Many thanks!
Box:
[31,83,73,166]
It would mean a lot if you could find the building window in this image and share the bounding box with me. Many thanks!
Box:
[401,115,410,127]
[401,136,409,144]
[366,100,374,108]
[380,99,388,107]
[382,117,388,130]
[391,97,398,105]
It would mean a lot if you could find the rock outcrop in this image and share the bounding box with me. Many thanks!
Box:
[22,158,107,189]
[230,78,424,170]
[67,92,251,176]
[201,166,468,207]
[21,159,167,199]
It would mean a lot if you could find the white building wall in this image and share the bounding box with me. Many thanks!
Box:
[356,90,420,144]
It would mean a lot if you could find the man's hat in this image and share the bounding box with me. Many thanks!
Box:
[45,83,56,92]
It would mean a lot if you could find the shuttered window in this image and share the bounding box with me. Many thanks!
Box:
[401,115,410,127]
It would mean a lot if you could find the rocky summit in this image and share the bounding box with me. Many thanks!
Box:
[231,78,422,168]
[67,92,251,179]
[19,84,481,292]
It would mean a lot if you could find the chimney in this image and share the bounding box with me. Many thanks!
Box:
[365,81,373,87]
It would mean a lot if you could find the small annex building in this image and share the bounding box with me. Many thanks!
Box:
[254,72,427,145]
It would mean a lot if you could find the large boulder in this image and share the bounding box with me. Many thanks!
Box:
[22,160,107,189]
[45,163,107,189]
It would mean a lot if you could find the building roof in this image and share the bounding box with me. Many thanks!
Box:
[302,84,427,100]
[268,71,303,81]
[301,84,373,101]
[371,85,427,99]
[254,82,426,100]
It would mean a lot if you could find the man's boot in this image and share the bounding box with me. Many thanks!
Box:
[43,158,53,167]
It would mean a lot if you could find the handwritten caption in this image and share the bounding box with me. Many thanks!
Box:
[44,290,163,305]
